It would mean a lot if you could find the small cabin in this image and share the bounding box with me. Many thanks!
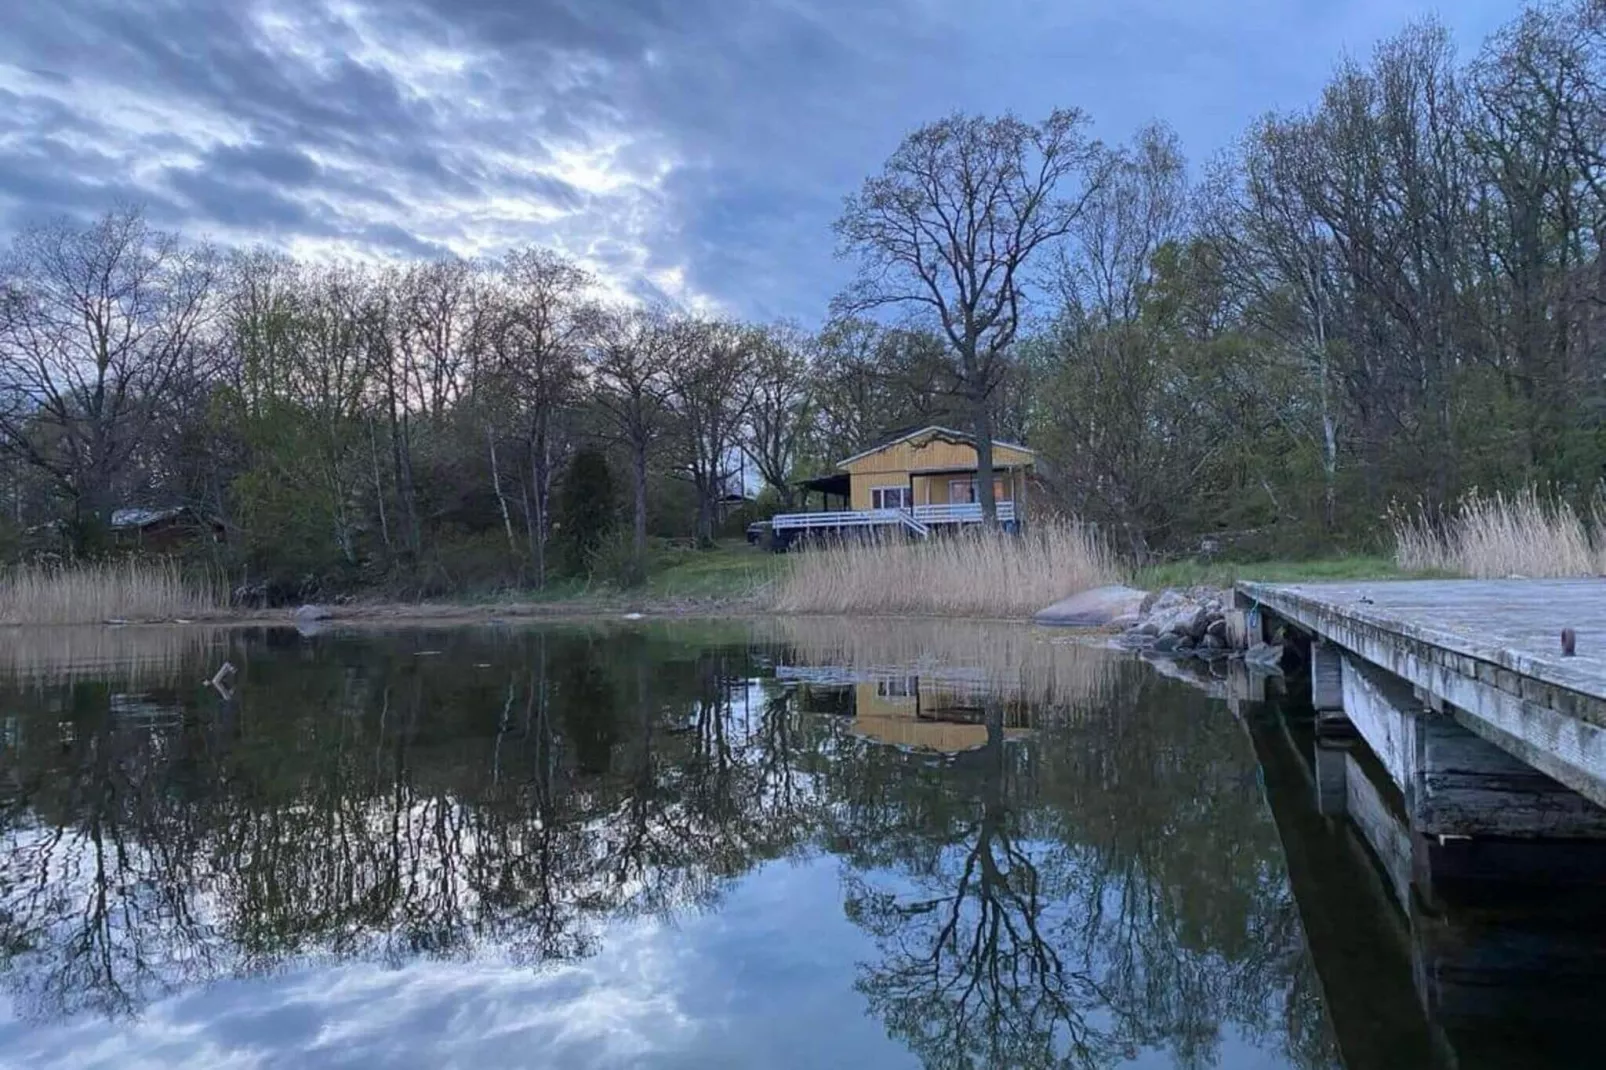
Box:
[771,426,1034,547]
[110,506,225,551]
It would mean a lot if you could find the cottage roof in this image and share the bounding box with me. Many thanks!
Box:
[835,425,1035,469]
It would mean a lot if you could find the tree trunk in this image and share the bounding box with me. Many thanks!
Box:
[632,440,649,580]
[971,390,998,527]
[488,427,516,557]
[529,434,549,589]
[368,415,392,557]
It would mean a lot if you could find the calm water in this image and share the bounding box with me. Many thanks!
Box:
[0,619,1595,1069]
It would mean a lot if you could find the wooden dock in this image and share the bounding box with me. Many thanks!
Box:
[1238,579,1606,809]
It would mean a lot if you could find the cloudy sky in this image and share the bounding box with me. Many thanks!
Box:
[2,0,1521,320]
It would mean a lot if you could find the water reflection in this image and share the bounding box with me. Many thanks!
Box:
[0,621,1336,1068]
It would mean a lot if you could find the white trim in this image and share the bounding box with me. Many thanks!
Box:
[835,425,1036,469]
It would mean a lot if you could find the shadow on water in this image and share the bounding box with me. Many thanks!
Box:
[0,617,1596,1067]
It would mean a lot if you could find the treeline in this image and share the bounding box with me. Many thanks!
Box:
[0,209,985,595]
[2,1,1604,591]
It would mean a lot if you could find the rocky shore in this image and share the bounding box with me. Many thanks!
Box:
[1112,586,1285,669]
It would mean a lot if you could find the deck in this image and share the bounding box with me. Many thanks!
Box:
[770,501,1016,540]
[1239,579,1606,806]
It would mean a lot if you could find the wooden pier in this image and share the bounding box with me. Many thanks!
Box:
[1234,580,1606,1066]
[1239,579,1606,811]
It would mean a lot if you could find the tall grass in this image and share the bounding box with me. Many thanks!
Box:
[1392,489,1604,578]
[0,560,224,625]
[771,521,1121,618]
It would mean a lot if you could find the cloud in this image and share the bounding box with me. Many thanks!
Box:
[0,0,1523,320]
[0,861,901,1070]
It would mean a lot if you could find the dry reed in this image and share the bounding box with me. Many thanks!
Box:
[770,521,1122,618]
[1392,489,1603,578]
[0,560,224,625]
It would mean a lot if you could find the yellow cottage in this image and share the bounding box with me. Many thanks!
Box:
[771,426,1034,546]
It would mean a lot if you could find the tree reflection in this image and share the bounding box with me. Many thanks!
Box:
[846,705,1138,1069]
[0,623,1336,1069]
[838,671,1337,1070]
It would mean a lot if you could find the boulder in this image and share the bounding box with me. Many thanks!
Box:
[1034,585,1149,627]
[1147,589,1188,615]
[1200,632,1226,651]
[1152,634,1182,654]
[294,604,333,622]
[1157,604,1207,638]
[1206,618,1228,640]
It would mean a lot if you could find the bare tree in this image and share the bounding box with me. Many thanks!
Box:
[0,207,216,548]
[590,306,676,579]
[666,318,758,545]
[488,249,591,587]
[834,110,1104,523]
[743,323,815,509]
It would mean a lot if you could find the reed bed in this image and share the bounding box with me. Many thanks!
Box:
[0,560,225,625]
[770,522,1121,618]
[1392,489,1604,578]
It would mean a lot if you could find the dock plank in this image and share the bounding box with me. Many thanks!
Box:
[1239,579,1606,807]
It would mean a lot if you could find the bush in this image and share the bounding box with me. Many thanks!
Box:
[554,450,618,576]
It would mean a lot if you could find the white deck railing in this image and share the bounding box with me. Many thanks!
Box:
[912,501,1016,524]
[770,500,1015,533]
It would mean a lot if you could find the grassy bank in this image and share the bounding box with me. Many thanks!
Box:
[10,490,1600,628]
[1134,555,1409,590]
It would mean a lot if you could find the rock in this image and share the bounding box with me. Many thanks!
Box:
[1158,604,1207,638]
[1206,618,1228,640]
[1201,632,1226,651]
[1244,643,1285,671]
[1108,613,1141,630]
[1034,585,1150,627]
[294,604,332,622]
[1138,619,1162,637]
[1176,635,1197,651]
[1148,589,1188,615]
[1152,634,1182,654]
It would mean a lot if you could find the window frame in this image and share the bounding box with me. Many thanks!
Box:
[871,485,912,510]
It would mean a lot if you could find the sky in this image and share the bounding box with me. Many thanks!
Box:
[0,0,1524,321]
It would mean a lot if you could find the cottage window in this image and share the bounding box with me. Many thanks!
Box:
[948,479,976,504]
[872,486,911,510]
[877,676,917,698]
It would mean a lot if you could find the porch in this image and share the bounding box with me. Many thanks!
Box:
[769,500,1019,545]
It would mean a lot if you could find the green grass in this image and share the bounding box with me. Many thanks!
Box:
[645,540,783,599]
[1132,555,1412,591]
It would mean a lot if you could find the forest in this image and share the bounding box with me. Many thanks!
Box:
[2,2,1603,598]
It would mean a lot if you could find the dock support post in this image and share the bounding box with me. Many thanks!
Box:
[1314,736,1350,817]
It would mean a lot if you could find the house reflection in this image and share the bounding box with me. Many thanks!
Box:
[775,665,1032,754]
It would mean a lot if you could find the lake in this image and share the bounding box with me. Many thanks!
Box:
[0,619,1597,1069]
